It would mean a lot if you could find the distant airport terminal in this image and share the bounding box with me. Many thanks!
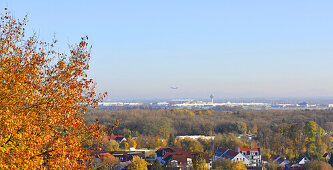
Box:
[98,97,333,110]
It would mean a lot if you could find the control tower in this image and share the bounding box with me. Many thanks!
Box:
[210,94,214,104]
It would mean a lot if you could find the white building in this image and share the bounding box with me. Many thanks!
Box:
[213,148,250,165]
[238,147,261,166]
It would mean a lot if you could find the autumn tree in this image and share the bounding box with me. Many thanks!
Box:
[91,153,120,170]
[127,138,137,149]
[234,121,247,134]
[122,128,132,138]
[192,153,208,170]
[212,158,234,170]
[0,10,109,169]
[232,161,246,170]
[151,159,163,170]
[103,140,120,151]
[127,156,148,170]
[120,141,130,150]
[304,160,333,170]
[102,154,120,170]
[180,137,204,152]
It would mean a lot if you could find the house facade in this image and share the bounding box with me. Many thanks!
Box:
[155,147,211,169]
[270,154,292,168]
[213,148,250,165]
[238,147,261,166]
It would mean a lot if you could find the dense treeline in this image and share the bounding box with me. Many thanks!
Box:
[86,108,333,136]
[86,108,333,168]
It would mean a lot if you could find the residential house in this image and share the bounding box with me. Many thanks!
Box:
[108,135,127,143]
[213,148,250,165]
[176,135,215,141]
[270,154,291,168]
[292,155,310,167]
[91,150,146,163]
[109,151,133,162]
[323,153,330,162]
[155,147,184,164]
[238,147,261,166]
[155,147,210,169]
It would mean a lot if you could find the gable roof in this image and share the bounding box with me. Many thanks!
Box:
[223,150,239,159]
[296,155,310,164]
[323,153,329,158]
[156,147,184,157]
[156,147,184,153]
[214,148,243,160]
[217,148,228,153]
[214,148,229,157]
[108,136,126,143]
[276,157,285,164]
[270,154,280,161]
[163,152,209,166]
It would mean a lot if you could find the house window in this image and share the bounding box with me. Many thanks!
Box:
[171,160,178,167]
[187,158,192,166]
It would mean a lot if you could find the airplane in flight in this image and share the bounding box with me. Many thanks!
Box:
[170,86,178,90]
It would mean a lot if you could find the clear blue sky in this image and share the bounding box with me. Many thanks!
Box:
[2,1,333,99]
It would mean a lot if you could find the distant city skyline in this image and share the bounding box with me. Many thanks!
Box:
[2,1,333,98]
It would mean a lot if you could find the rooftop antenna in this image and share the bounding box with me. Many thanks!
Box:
[210,94,214,104]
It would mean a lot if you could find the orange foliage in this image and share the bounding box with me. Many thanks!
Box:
[0,9,107,169]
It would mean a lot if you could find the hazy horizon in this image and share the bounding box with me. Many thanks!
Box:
[3,0,333,98]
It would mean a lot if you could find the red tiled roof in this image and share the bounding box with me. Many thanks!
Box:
[156,147,183,153]
[162,150,188,159]
[108,135,124,140]
[156,147,184,158]
[239,147,260,151]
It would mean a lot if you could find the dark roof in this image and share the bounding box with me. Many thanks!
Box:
[214,148,240,160]
[276,157,285,164]
[91,150,133,162]
[214,148,229,157]
[224,150,239,159]
[217,148,228,153]
[270,154,280,161]
[109,151,129,155]
[296,155,310,163]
